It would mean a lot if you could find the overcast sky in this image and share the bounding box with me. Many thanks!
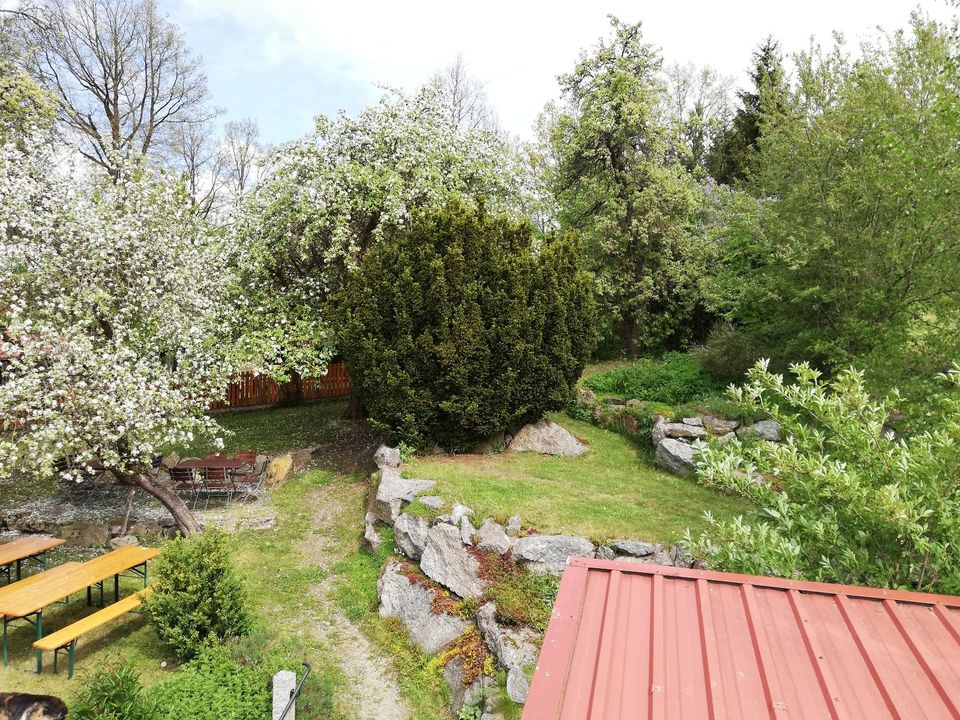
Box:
[163,1,954,144]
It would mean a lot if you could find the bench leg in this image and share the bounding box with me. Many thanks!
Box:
[35,610,42,674]
[68,640,76,679]
[15,558,21,581]
[114,573,119,603]
[53,647,58,674]
[2,616,7,666]
[87,585,92,606]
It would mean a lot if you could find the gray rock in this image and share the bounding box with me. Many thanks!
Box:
[238,515,276,531]
[701,415,740,435]
[157,517,176,529]
[670,543,695,568]
[374,445,402,470]
[160,452,180,469]
[363,511,382,552]
[369,468,436,524]
[460,515,477,546]
[291,446,316,471]
[477,519,513,555]
[394,513,430,560]
[108,534,138,549]
[60,522,110,547]
[420,523,485,598]
[451,504,474,525]
[0,694,66,720]
[508,419,588,457]
[737,420,781,442]
[129,520,162,539]
[476,603,538,670]
[505,516,521,537]
[595,545,616,560]
[715,431,737,444]
[506,666,530,704]
[603,397,626,407]
[576,387,596,406]
[611,539,656,557]
[418,495,444,510]
[443,656,487,715]
[658,422,708,442]
[377,562,469,654]
[626,398,642,408]
[512,534,595,574]
[654,439,697,477]
[681,417,703,427]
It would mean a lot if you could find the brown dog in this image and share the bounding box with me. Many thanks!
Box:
[0,693,67,720]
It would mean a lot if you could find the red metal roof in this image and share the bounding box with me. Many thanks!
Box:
[523,558,960,720]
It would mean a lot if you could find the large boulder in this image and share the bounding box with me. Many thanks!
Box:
[508,419,587,458]
[654,438,697,477]
[477,519,513,555]
[443,656,489,716]
[0,694,67,720]
[394,513,431,560]
[737,420,782,442]
[377,562,469,654]
[611,539,656,558]
[420,523,485,598]
[512,534,595,574]
[374,445,402,470]
[363,512,382,553]
[369,468,436,524]
[701,415,740,435]
[476,603,538,671]
[108,534,138,550]
[266,454,293,486]
[651,422,708,446]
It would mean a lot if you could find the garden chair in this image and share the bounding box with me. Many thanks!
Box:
[202,467,234,506]
[231,468,266,502]
[170,467,202,507]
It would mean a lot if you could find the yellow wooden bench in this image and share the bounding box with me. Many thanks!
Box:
[33,587,152,678]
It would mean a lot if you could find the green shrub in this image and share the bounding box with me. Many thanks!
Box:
[146,530,251,661]
[689,361,960,593]
[691,323,777,384]
[672,395,767,426]
[340,199,597,450]
[584,352,722,404]
[148,644,271,720]
[69,664,158,720]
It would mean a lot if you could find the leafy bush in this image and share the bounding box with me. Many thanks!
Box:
[149,644,271,720]
[146,530,251,661]
[70,664,158,720]
[340,199,596,450]
[691,323,776,384]
[689,361,960,593]
[584,352,722,405]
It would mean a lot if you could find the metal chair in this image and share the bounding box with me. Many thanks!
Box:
[202,467,234,507]
[170,467,202,507]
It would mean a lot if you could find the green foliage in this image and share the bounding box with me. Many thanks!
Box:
[548,17,709,356]
[706,18,960,394]
[706,37,786,186]
[146,530,251,661]
[148,644,271,720]
[584,352,722,404]
[689,361,960,593]
[340,199,596,449]
[69,664,158,720]
[691,323,777,383]
[0,61,55,147]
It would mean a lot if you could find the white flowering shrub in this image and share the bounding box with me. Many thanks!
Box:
[0,134,236,532]
[235,84,521,379]
[688,361,960,593]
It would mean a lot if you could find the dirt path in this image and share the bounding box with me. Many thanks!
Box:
[300,479,410,720]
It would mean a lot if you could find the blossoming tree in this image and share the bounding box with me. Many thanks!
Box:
[0,131,236,534]
[235,84,520,384]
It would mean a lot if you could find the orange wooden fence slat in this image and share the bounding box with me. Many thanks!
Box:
[209,363,351,411]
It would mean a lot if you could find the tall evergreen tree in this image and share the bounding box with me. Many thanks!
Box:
[707,37,786,186]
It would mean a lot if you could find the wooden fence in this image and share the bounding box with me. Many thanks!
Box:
[209,363,351,411]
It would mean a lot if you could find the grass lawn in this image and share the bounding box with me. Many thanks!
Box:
[405,413,753,543]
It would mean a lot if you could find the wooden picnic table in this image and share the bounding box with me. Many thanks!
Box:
[0,545,160,671]
[0,537,66,584]
[175,458,247,471]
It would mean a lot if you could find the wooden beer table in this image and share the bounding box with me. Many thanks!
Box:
[0,545,160,671]
[0,537,66,584]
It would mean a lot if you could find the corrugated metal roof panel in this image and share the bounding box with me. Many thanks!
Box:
[523,558,960,720]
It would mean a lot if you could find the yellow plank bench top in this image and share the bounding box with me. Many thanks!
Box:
[0,537,65,567]
[0,563,80,601]
[33,587,152,652]
[0,546,160,619]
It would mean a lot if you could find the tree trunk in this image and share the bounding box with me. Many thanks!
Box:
[114,467,203,535]
[343,386,365,420]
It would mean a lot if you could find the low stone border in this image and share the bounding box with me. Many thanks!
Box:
[365,444,694,718]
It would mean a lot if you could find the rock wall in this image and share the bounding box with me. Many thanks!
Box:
[366,443,692,718]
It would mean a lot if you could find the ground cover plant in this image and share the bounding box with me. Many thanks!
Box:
[583,352,723,405]
[406,413,752,542]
